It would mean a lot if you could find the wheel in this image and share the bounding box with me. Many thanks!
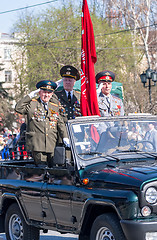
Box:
[90,213,126,240]
[5,203,40,240]
[79,234,90,240]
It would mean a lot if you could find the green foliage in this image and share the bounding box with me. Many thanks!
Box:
[14,3,136,91]
[13,0,154,114]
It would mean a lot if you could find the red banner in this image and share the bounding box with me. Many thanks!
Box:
[81,0,100,116]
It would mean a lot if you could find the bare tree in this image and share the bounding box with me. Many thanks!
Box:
[107,0,156,68]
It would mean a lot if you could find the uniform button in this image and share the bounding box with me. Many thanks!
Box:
[46,134,48,136]
[70,112,72,113]
[70,106,72,109]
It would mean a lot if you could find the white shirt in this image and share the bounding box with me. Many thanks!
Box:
[65,90,73,100]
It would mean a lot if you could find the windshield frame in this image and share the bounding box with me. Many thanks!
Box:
[66,115,157,170]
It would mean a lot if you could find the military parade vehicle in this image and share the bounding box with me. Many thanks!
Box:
[0,115,157,240]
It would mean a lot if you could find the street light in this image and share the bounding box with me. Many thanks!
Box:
[140,68,157,104]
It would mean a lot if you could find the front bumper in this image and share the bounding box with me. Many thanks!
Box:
[121,219,157,240]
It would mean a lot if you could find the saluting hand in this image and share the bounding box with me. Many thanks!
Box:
[97,83,103,94]
[28,89,40,98]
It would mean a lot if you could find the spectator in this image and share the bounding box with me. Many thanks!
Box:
[144,122,157,152]
[18,119,27,160]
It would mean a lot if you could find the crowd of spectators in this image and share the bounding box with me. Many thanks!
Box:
[0,120,29,161]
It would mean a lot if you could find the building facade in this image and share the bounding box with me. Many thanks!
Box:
[0,32,21,97]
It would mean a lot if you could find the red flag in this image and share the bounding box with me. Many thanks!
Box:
[91,124,100,144]
[81,0,100,116]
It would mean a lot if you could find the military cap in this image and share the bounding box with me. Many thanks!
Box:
[60,65,80,80]
[36,80,57,92]
[96,70,115,83]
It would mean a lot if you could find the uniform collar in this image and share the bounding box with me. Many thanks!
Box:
[65,90,73,98]
[40,98,48,104]
[99,92,111,99]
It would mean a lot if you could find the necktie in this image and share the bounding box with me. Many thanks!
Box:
[106,97,110,114]
[68,92,71,103]
[43,103,48,114]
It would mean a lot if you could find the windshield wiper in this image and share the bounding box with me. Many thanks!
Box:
[105,154,120,162]
[79,151,121,162]
[114,149,157,159]
[78,151,102,156]
[116,149,141,152]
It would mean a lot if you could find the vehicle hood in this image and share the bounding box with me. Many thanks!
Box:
[79,153,157,190]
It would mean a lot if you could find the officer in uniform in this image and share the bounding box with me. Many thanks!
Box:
[15,80,69,167]
[55,65,81,121]
[96,70,124,116]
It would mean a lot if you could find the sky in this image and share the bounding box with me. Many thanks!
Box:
[0,0,60,34]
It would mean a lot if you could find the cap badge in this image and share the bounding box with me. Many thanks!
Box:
[66,71,71,75]
[106,72,111,76]
[47,85,51,89]
[106,76,110,80]
[48,82,51,85]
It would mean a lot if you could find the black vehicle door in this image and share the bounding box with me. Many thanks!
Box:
[21,168,56,224]
[45,168,76,231]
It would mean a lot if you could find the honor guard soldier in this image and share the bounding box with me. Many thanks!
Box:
[15,80,69,167]
[55,65,81,121]
[96,70,124,116]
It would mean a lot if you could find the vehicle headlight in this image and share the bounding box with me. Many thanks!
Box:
[145,187,157,204]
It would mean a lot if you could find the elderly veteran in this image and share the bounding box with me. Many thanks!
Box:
[15,80,69,167]
[96,70,124,116]
[55,65,81,121]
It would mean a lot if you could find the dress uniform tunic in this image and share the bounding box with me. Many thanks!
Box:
[55,89,81,120]
[15,95,67,155]
[97,92,124,116]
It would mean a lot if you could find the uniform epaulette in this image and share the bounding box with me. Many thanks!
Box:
[75,90,81,94]
[49,102,58,107]
[32,98,37,101]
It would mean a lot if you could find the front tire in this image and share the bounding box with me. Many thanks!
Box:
[5,203,40,240]
[90,213,126,240]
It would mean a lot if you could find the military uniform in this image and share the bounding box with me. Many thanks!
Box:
[97,92,124,116]
[55,89,81,120]
[96,70,124,117]
[55,65,81,120]
[15,80,68,166]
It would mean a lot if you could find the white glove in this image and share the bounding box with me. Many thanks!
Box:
[63,138,70,148]
[28,89,40,98]
[97,83,103,94]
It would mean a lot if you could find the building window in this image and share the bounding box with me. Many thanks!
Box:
[5,71,12,82]
[4,48,12,60]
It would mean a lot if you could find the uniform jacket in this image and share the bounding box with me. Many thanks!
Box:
[55,89,81,120]
[144,128,157,152]
[97,92,124,116]
[15,95,67,154]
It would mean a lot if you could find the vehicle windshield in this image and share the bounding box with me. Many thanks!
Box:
[71,117,157,160]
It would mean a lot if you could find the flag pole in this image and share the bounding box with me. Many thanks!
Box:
[80,0,100,116]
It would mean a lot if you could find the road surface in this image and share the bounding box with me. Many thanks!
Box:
[0,230,78,240]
